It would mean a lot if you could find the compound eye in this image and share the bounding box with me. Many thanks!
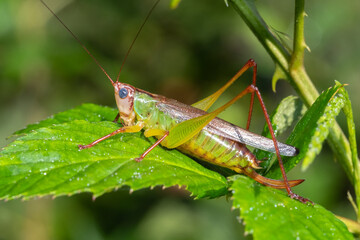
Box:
[119,88,128,99]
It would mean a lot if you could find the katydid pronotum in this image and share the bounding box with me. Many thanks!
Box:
[42,0,311,203]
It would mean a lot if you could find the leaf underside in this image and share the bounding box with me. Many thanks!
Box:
[266,83,345,178]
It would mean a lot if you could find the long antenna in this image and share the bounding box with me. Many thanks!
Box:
[116,0,160,82]
[41,0,115,84]
[41,0,160,85]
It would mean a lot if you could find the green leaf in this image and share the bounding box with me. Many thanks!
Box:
[267,83,345,178]
[0,104,228,200]
[230,175,354,240]
[337,81,360,221]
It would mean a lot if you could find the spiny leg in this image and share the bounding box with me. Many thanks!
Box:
[249,84,311,204]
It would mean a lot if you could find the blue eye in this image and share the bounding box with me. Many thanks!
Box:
[119,88,128,99]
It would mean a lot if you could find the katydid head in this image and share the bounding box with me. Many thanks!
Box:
[113,81,136,126]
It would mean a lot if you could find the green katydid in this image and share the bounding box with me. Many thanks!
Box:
[42,0,311,203]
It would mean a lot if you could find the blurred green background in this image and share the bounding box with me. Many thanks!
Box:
[1,0,359,239]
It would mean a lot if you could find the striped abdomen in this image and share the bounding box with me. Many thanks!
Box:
[177,128,259,173]
[176,128,305,189]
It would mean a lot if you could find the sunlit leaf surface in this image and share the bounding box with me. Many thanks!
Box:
[0,104,228,200]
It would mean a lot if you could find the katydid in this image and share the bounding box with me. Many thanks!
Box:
[42,0,311,203]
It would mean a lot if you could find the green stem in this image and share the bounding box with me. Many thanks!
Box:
[229,0,290,68]
[229,0,358,207]
[289,0,318,105]
[290,0,306,71]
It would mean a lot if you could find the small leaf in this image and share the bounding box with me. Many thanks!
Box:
[337,81,360,221]
[0,105,228,200]
[267,83,345,178]
[230,175,353,240]
[301,92,345,170]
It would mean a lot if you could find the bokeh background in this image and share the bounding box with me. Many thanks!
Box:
[1,0,359,239]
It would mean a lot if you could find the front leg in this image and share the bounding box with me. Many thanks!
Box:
[79,123,143,150]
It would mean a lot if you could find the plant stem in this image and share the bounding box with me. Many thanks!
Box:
[290,0,306,71]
